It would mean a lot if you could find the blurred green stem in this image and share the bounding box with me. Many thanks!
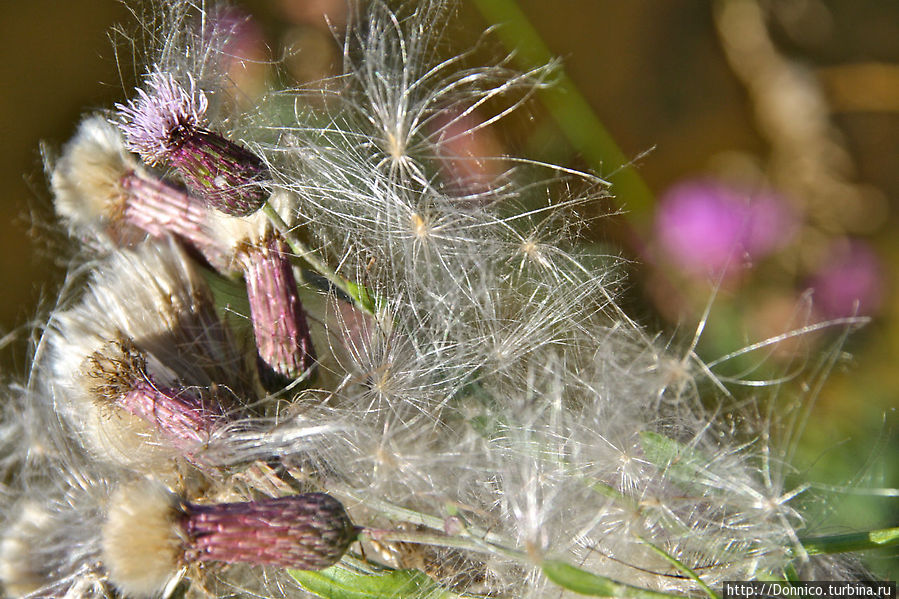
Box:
[640,537,721,599]
[363,527,690,598]
[799,527,899,556]
[471,0,655,222]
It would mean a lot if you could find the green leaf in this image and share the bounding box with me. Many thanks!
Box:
[289,566,456,599]
[540,560,687,598]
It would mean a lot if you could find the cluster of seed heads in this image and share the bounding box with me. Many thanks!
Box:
[0,1,871,598]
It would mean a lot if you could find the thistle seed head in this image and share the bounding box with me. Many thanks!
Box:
[102,482,358,598]
[86,338,228,455]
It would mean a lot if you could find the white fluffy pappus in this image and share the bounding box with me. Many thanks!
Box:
[255,1,868,594]
[0,407,117,599]
[326,0,552,191]
[101,481,183,599]
[51,115,228,265]
[51,115,141,242]
[0,493,112,599]
[39,239,255,470]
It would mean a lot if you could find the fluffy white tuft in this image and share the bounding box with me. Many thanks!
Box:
[4,0,872,597]
[204,189,294,257]
[51,115,138,240]
[101,481,182,598]
[41,239,253,469]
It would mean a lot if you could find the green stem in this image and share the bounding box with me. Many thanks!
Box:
[330,487,511,548]
[364,528,690,599]
[639,537,720,599]
[799,526,899,556]
[363,528,527,562]
[261,202,377,316]
[345,490,697,598]
[470,0,655,222]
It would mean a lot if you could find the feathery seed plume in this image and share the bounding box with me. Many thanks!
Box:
[0,1,882,598]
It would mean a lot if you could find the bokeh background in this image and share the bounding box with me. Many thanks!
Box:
[1,0,895,579]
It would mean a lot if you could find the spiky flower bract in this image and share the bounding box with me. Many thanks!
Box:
[1,0,881,598]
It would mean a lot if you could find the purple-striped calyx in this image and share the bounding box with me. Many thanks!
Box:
[240,236,316,381]
[183,493,359,568]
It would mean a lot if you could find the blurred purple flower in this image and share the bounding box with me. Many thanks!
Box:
[654,179,796,275]
[808,240,884,318]
[430,107,504,195]
[206,7,268,99]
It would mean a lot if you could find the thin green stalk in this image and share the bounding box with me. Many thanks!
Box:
[639,537,721,599]
[470,0,655,222]
[330,486,511,548]
[799,526,899,556]
[363,528,528,562]
[363,528,690,598]
[541,560,690,599]
[261,202,377,315]
[341,489,696,598]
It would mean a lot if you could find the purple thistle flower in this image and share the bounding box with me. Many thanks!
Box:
[116,71,209,164]
[808,239,884,318]
[102,483,359,597]
[655,179,796,275]
[117,69,269,216]
[240,237,316,381]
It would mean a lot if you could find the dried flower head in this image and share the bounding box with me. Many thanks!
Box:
[41,241,251,469]
[85,338,228,458]
[239,236,316,381]
[102,482,359,598]
[205,193,317,382]
[51,115,222,259]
